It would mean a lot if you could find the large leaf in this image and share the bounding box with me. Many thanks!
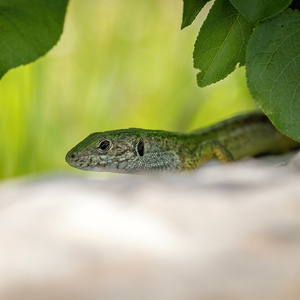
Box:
[193,0,253,87]
[229,0,292,23]
[246,9,300,141]
[0,0,68,79]
[181,0,211,29]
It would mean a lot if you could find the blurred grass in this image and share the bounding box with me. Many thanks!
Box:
[0,0,255,180]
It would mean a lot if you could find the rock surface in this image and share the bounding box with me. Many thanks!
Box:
[1,155,300,300]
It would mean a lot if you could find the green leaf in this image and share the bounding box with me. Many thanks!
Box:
[193,0,254,87]
[181,0,210,29]
[229,0,292,23]
[246,9,300,141]
[0,0,69,79]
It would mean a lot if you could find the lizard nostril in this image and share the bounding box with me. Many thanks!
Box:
[71,153,75,158]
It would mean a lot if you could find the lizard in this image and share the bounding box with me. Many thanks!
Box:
[66,111,300,174]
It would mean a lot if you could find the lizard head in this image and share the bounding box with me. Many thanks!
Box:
[66,128,181,174]
[65,129,147,173]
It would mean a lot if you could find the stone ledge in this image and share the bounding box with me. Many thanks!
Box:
[0,157,300,300]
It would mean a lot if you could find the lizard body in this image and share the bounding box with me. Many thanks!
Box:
[66,112,299,173]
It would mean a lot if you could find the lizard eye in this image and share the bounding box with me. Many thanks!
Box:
[137,140,144,156]
[98,140,110,151]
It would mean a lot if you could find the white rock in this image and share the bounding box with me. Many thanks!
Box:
[0,157,300,300]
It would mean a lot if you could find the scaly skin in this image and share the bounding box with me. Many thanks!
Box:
[66,112,300,174]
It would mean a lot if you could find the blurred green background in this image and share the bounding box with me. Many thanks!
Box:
[0,0,255,180]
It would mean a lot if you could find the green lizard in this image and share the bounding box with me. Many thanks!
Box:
[66,112,299,174]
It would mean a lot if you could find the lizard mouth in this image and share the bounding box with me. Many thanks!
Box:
[66,153,113,171]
